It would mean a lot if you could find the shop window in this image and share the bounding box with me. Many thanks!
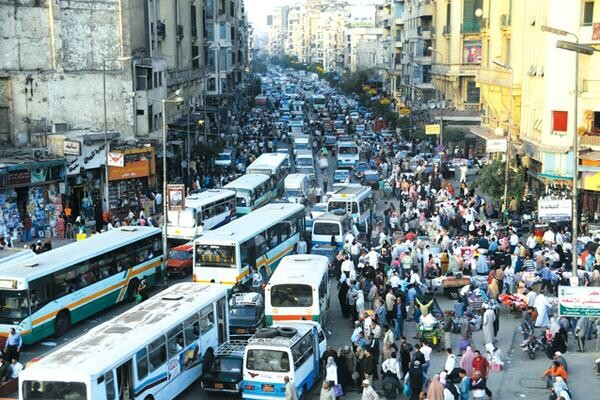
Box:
[583,1,594,26]
[593,111,600,133]
[552,111,568,132]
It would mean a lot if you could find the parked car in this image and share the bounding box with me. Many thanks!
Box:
[215,150,233,167]
[167,243,194,277]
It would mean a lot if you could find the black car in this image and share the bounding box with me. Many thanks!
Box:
[200,341,246,394]
[228,292,265,340]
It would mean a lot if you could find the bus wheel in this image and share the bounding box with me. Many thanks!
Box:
[54,310,71,337]
[126,278,140,302]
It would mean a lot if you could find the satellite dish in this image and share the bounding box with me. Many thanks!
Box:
[494,127,505,136]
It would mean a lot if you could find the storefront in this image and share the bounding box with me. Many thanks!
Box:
[579,152,600,223]
[107,147,156,220]
[0,158,66,242]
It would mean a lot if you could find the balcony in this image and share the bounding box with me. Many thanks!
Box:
[167,66,206,87]
[580,134,600,147]
[394,18,404,25]
[417,0,433,17]
[500,14,511,28]
[432,63,450,75]
[582,79,600,93]
[461,21,481,34]
[431,63,479,76]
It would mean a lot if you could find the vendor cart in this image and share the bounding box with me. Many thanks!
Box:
[442,276,472,300]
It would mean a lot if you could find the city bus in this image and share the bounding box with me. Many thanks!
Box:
[0,227,163,346]
[224,174,272,215]
[327,185,373,232]
[311,210,352,250]
[242,321,326,400]
[264,255,330,325]
[311,94,326,111]
[246,153,290,197]
[167,189,237,241]
[193,204,306,287]
[336,141,360,168]
[19,283,228,400]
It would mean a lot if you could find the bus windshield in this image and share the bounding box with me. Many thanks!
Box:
[271,284,313,307]
[246,349,290,372]
[285,190,302,198]
[339,146,357,155]
[196,245,236,267]
[0,290,29,323]
[22,380,86,400]
[313,222,341,236]
[296,158,312,167]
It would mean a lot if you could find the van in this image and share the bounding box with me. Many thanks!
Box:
[293,136,310,155]
[311,210,352,250]
[283,173,310,204]
[215,150,233,167]
[295,151,316,181]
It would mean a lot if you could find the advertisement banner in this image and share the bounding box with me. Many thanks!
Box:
[538,199,572,222]
[167,184,186,211]
[558,286,600,317]
[463,40,482,64]
[108,152,125,167]
[108,160,150,181]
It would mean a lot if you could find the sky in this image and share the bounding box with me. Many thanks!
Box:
[246,0,300,34]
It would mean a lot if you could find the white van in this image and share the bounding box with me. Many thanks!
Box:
[293,136,310,156]
[284,173,310,204]
[311,210,352,250]
[215,150,233,167]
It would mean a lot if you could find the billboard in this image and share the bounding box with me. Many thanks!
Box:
[350,5,376,27]
[558,286,600,317]
[463,40,482,64]
[537,199,572,222]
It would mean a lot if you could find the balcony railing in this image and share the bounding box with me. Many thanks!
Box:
[580,134,600,147]
[431,63,479,76]
[167,66,206,87]
[461,21,481,33]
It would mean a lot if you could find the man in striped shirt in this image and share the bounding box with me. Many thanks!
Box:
[523,253,536,273]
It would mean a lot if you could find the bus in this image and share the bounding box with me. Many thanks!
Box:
[167,189,237,241]
[224,174,272,215]
[327,185,373,232]
[243,321,326,400]
[19,283,228,400]
[193,204,306,287]
[311,94,326,111]
[246,153,290,197]
[0,226,163,346]
[265,255,330,325]
[336,141,360,168]
[311,210,352,250]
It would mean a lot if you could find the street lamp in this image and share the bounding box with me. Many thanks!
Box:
[136,91,185,288]
[103,56,132,225]
[491,60,513,222]
[541,25,600,281]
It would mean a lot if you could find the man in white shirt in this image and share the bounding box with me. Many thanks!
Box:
[341,256,354,276]
[542,228,555,247]
[409,270,421,286]
[10,358,23,379]
[389,271,401,288]
[420,341,433,374]
[526,233,537,251]
[381,352,402,380]
[367,248,379,268]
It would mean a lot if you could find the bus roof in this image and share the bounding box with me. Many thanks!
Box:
[267,255,329,288]
[195,203,305,246]
[284,173,308,186]
[184,189,236,208]
[313,211,351,223]
[224,174,270,191]
[247,153,288,173]
[20,283,227,377]
[0,227,161,282]
[329,185,371,199]
[337,141,357,147]
[0,248,35,265]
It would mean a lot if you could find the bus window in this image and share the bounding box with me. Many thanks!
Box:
[104,371,116,400]
[291,335,314,369]
[328,201,346,212]
[184,315,200,344]
[200,305,215,334]
[352,202,359,214]
[246,349,290,373]
[136,347,149,380]
[313,222,341,236]
[271,284,312,307]
[148,336,167,372]
[167,324,185,358]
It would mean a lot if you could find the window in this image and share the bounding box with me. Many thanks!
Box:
[136,348,149,380]
[167,324,185,358]
[246,349,290,372]
[271,284,313,307]
[552,111,568,132]
[466,80,480,103]
[291,334,314,369]
[184,314,200,344]
[104,372,116,400]
[594,111,600,133]
[148,336,167,371]
[207,77,216,91]
[583,1,594,25]
[200,305,215,334]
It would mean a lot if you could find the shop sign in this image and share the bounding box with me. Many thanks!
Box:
[67,146,106,175]
[582,171,600,192]
[558,286,600,317]
[108,159,150,181]
[538,199,572,222]
[486,139,507,153]
[425,124,441,135]
[108,152,125,167]
[167,184,186,211]
[7,170,31,186]
[63,140,82,156]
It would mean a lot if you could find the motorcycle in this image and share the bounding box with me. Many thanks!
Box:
[521,332,545,360]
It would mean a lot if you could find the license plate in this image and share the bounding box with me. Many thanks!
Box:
[214,383,224,389]
[262,384,274,392]
[236,328,248,333]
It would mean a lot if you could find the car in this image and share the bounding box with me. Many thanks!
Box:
[200,341,246,393]
[334,169,351,184]
[362,170,380,188]
[353,161,370,179]
[229,292,265,340]
[349,111,360,121]
[167,243,193,277]
[215,150,233,167]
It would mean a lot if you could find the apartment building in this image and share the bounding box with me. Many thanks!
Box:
[381,0,406,99]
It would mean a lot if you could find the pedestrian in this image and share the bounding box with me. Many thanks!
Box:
[4,328,22,361]
[458,369,471,400]
[482,303,496,346]
[320,381,337,400]
[574,316,590,352]
[407,360,424,400]
[326,356,339,387]
[426,374,444,400]
[56,214,66,240]
[361,379,379,400]
[471,351,492,398]
[470,370,488,400]
[21,214,32,243]
[284,375,299,400]
[542,360,568,388]
[460,346,475,377]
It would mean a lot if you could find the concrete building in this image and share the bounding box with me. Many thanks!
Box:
[267,5,289,57]
[345,2,386,75]
[382,0,406,99]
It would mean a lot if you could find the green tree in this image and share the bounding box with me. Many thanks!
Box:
[474,160,525,207]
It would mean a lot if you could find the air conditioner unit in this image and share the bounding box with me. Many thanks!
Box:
[52,122,69,134]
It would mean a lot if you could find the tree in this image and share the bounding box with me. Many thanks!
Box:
[474,160,525,207]
[442,127,467,154]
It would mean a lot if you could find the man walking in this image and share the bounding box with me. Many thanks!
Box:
[284,375,298,400]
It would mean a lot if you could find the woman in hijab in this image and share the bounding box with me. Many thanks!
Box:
[460,346,475,377]
[399,340,412,376]
[487,278,499,300]
[338,280,350,319]
[325,356,338,387]
[427,374,445,400]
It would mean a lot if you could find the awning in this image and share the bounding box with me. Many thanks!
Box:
[527,170,573,182]
[469,126,507,153]
[579,151,600,161]
[0,158,66,173]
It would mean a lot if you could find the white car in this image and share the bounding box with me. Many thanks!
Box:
[214,151,232,167]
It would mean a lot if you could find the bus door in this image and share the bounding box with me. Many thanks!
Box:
[311,327,320,378]
[318,277,328,323]
[216,297,227,345]
[116,359,134,400]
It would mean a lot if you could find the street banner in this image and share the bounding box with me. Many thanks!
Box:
[425,124,441,135]
[167,184,186,211]
[537,199,572,221]
[558,286,600,317]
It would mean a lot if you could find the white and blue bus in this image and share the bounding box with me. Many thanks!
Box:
[246,153,290,197]
[19,283,228,400]
[327,185,373,232]
[224,174,273,215]
[336,141,360,168]
[243,321,327,400]
[167,189,237,241]
[311,210,352,250]
[0,227,162,346]
[193,204,306,287]
[311,94,326,111]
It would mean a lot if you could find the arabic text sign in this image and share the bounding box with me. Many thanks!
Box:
[558,286,600,317]
[538,199,572,222]
[425,124,441,135]
[63,140,81,156]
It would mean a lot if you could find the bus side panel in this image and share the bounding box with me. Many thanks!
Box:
[258,234,299,277]
[69,290,121,325]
